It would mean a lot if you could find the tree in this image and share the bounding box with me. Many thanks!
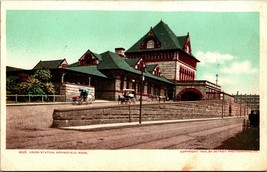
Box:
[42,82,55,94]
[18,76,45,95]
[6,75,19,93]
[33,69,52,83]
[7,69,55,95]
[34,70,55,94]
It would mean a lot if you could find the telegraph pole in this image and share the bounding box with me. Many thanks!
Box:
[139,63,146,124]
[216,74,218,85]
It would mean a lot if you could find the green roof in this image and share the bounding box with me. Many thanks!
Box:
[97,51,173,85]
[62,50,173,84]
[124,58,139,67]
[33,59,66,70]
[92,52,102,61]
[144,71,174,85]
[126,20,183,53]
[68,62,79,67]
[146,64,157,73]
[97,51,135,71]
[65,65,107,78]
[125,20,200,62]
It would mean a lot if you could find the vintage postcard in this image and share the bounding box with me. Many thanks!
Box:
[1,0,267,171]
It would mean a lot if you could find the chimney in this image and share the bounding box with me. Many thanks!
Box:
[115,48,125,57]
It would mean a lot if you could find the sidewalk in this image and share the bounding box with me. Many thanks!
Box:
[60,116,242,131]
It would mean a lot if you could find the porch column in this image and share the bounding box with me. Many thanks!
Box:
[61,73,66,83]
[88,77,91,86]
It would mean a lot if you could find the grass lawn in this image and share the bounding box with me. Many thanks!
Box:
[215,126,259,150]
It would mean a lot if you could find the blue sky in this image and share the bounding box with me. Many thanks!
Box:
[6,10,259,95]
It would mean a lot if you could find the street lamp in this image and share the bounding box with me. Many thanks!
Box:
[220,92,224,119]
[139,63,146,124]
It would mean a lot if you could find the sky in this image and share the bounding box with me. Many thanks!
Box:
[6,10,259,95]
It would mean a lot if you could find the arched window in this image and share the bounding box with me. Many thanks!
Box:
[146,40,155,49]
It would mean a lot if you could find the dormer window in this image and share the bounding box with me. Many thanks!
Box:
[154,67,161,76]
[140,28,161,50]
[147,40,155,49]
[78,50,101,66]
[135,58,146,71]
[151,65,161,76]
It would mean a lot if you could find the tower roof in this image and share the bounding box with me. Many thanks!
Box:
[126,20,185,53]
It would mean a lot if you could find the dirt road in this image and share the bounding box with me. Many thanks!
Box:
[6,116,244,149]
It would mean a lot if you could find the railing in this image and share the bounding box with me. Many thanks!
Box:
[6,94,67,104]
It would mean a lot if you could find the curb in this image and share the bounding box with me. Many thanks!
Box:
[59,116,244,132]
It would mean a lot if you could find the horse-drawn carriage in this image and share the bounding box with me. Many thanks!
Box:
[72,88,94,105]
[118,89,136,104]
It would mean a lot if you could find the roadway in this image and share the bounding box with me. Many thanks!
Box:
[7,116,244,149]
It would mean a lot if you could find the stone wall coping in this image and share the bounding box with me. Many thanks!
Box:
[53,100,225,112]
[54,102,162,112]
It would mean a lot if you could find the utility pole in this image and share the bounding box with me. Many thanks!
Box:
[216,74,218,85]
[139,63,146,124]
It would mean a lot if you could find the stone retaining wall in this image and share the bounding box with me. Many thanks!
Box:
[52,100,250,128]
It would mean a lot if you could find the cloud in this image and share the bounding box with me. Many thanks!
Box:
[220,60,258,74]
[196,58,259,94]
[195,51,235,65]
[198,73,232,85]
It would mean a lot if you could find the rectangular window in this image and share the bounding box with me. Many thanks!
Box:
[120,76,124,90]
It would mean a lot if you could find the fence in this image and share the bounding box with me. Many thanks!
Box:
[6,94,67,104]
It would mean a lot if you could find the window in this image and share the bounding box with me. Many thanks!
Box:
[146,40,155,49]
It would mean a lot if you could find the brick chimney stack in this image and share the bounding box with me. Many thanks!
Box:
[115,48,125,57]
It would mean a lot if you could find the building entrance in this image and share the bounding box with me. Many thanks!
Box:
[177,88,203,101]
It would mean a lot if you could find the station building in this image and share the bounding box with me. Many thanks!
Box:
[7,20,227,102]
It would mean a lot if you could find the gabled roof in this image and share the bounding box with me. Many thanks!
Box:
[79,49,102,62]
[68,50,102,67]
[65,65,107,78]
[146,64,158,73]
[33,59,67,70]
[126,20,184,53]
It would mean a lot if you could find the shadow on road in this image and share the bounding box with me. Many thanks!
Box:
[215,127,259,150]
